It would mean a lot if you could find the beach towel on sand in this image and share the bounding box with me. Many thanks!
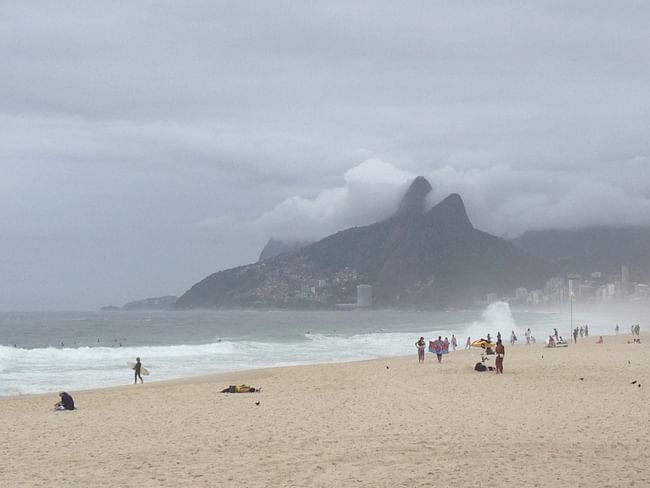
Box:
[221,384,260,393]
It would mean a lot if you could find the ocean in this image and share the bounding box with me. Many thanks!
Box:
[0,302,645,396]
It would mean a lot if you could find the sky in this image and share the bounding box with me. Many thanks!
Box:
[1,1,649,311]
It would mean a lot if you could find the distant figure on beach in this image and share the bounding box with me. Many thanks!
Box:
[54,391,75,410]
[496,331,501,343]
[525,328,531,345]
[133,357,144,384]
[415,337,426,364]
[579,327,584,338]
[584,324,589,337]
[615,324,619,335]
[432,336,444,363]
[573,328,578,344]
[546,336,556,348]
[553,328,558,340]
[465,336,471,350]
[443,336,450,352]
[510,330,517,346]
[495,339,505,374]
[596,336,603,344]
[451,334,457,351]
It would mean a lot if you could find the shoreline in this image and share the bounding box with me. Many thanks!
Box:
[0,332,631,401]
[3,333,648,487]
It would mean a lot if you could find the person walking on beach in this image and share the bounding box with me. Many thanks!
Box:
[573,328,578,344]
[584,324,589,337]
[451,334,457,351]
[525,328,531,345]
[415,337,426,364]
[465,336,471,349]
[133,357,144,384]
[433,336,444,363]
[553,328,558,341]
[615,324,619,335]
[495,339,505,374]
[510,330,517,346]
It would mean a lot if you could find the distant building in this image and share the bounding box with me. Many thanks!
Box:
[634,283,649,298]
[621,265,631,296]
[515,288,528,300]
[356,284,373,308]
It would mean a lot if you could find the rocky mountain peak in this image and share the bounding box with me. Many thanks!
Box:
[425,192,473,229]
[395,176,432,216]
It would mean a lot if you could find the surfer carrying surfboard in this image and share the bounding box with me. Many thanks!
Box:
[133,357,144,384]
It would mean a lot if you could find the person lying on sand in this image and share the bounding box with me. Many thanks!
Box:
[221,385,260,393]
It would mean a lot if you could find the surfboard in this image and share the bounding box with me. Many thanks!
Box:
[127,361,150,375]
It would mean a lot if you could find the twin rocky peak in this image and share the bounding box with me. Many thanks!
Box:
[175,177,546,309]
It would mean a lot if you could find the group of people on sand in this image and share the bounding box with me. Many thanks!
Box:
[415,335,457,363]
[571,324,589,343]
[53,357,146,411]
[416,333,505,374]
[545,328,568,348]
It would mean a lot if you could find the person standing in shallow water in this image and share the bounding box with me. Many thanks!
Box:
[415,337,426,364]
[495,339,505,374]
[133,357,144,384]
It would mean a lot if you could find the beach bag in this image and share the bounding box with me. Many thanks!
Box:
[474,362,487,372]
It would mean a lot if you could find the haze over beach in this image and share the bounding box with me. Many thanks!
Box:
[2,1,650,311]
[2,2,650,487]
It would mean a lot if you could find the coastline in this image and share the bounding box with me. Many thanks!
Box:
[2,334,648,487]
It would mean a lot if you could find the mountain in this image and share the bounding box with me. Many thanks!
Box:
[514,227,650,282]
[175,176,550,309]
[258,238,312,261]
[121,296,178,311]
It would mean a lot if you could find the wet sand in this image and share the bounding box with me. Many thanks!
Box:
[2,334,648,487]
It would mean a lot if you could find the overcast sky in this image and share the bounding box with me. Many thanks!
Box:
[2,1,649,310]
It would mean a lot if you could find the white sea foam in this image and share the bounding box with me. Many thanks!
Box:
[0,303,637,396]
[0,330,442,396]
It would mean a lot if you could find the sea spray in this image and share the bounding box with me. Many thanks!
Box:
[464,301,519,342]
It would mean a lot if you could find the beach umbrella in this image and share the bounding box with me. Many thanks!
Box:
[470,339,495,349]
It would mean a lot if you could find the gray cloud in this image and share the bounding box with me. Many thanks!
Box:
[1,1,649,310]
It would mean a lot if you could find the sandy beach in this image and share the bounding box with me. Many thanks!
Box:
[2,335,648,487]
